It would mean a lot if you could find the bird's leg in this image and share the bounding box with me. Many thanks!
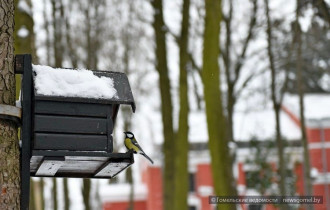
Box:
[128,149,135,154]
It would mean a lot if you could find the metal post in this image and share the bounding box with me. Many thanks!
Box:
[18,54,33,210]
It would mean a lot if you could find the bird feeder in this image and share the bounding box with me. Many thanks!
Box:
[15,54,135,209]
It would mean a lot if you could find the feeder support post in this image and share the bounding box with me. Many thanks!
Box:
[16,54,33,210]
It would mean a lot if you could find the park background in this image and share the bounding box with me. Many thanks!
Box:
[4,0,330,209]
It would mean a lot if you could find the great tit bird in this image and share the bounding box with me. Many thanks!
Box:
[124,131,154,164]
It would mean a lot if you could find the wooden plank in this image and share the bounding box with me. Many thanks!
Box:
[34,133,108,151]
[95,162,131,178]
[32,160,106,177]
[58,160,104,172]
[35,157,65,176]
[34,100,108,117]
[106,106,113,153]
[30,157,108,173]
[32,150,134,159]
[30,153,134,178]
[34,115,107,134]
[64,156,109,161]
[112,104,120,125]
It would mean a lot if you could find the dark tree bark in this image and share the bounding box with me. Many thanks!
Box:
[312,0,330,25]
[51,0,64,68]
[29,180,36,210]
[64,3,78,69]
[151,1,175,210]
[43,0,51,65]
[63,178,69,210]
[173,0,190,209]
[82,179,91,210]
[40,179,45,210]
[0,1,20,210]
[53,179,58,210]
[202,0,236,209]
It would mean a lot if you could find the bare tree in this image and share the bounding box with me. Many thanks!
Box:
[294,1,313,209]
[264,1,289,209]
[202,0,236,210]
[0,0,20,209]
[151,1,176,209]
[173,0,191,209]
[222,0,258,143]
[310,0,330,25]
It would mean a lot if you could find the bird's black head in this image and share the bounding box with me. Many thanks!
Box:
[124,131,134,139]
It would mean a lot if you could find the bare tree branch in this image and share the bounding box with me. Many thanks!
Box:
[188,52,202,77]
[223,0,233,88]
[233,0,257,84]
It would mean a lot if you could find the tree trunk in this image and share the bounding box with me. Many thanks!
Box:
[264,1,288,209]
[226,88,235,143]
[0,1,20,210]
[295,2,313,209]
[52,179,58,210]
[51,0,63,68]
[173,0,190,209]
[63,178,69,210]
[202,1,236,210]
[43,0,51,65]
[151,1,175,210]
[82,179,91,210]
[313,0,330,25]
[29,180,36,210]
[40,179,45,210]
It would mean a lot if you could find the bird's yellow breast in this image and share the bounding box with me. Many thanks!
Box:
[125,138,140,152]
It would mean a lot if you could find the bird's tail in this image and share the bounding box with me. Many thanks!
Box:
[140,152,154,164]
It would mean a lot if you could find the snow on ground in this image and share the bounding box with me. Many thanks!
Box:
[100,183,147,202]
[33,65,117,99]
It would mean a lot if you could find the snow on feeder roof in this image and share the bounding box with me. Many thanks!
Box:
[32,65,135,112]
[33,65,118,99]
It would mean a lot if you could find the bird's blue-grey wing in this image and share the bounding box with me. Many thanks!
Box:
[132,139,145,153]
